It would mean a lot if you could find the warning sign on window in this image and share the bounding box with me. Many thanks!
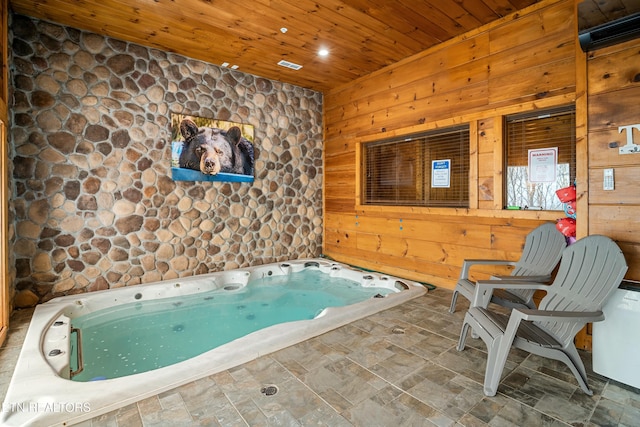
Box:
[528,148,557,183]
[431,159,451,188]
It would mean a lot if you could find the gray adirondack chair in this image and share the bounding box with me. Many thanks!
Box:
[449,222,566,313]
[457,235,628,397]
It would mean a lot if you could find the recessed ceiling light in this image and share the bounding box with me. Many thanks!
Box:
[318,48,329,57]
[280,27,288,34]
[231,65,239,69]
[221,62,229,67]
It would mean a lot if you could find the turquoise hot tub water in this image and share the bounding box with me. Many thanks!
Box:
[70,269,392,381]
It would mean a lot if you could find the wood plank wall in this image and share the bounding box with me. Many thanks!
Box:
[323,0,578,289]
[323,0,640,363]
[586,38,640,281]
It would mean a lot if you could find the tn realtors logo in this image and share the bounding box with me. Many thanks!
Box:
[2,401,91,413]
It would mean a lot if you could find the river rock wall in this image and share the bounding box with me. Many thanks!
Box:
[9,15,324,306]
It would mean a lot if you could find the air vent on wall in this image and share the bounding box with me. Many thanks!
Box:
[277,60,303,70]
[579,12,640,52]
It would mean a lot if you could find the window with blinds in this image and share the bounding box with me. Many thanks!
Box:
[504,106,576,210]
[361,125,470,207]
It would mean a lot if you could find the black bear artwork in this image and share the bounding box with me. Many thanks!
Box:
[178,119,254,177]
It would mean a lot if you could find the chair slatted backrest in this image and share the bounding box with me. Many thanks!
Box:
[512,223,567,277]
[535,235,628,343]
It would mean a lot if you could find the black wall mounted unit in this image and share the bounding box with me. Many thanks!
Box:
[579,12,640,52]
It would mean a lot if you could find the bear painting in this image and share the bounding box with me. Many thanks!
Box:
[170,115,255,182]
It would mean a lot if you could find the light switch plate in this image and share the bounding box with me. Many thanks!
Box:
[603,168,614,191]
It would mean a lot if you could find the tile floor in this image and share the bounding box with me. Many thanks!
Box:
[2,288,640,426]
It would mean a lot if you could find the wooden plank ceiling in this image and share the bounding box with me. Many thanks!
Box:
[578,0,640,30]
[9,0,548,92]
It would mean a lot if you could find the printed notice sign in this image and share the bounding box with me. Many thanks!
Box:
[431,159,450,188]
[528,148,557,183]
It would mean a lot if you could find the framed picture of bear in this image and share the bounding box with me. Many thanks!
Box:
[170,113,255,182]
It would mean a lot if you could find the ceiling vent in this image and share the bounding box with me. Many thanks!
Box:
[277,60,303,70]
[579,12,640,52]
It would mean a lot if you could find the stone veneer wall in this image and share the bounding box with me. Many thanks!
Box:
[9,15,324,307]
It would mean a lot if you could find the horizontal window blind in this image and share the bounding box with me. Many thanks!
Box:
[362,125,469,207]
[505,106,576,210]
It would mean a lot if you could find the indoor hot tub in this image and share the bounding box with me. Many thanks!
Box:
[1,258,426,426]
